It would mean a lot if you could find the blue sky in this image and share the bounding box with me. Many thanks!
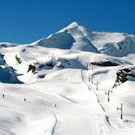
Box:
[0,0,135,44]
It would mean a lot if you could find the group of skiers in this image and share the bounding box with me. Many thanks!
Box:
[2,94,27,102]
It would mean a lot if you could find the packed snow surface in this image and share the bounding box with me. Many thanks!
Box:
[0,22,135,135]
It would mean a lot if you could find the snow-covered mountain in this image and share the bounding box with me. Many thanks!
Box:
[32,22,135,57]
[0,22,135,135]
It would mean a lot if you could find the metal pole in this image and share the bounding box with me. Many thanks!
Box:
[117,103,123,120]
[121,103,123,119]
[105,90,110,102]
[108,91,110,102]
[91,74,93,84]
[96,82,100,90]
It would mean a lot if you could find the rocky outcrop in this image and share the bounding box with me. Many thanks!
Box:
[114,67,135,87]
[15,55,22,64]
[91,61,119,67]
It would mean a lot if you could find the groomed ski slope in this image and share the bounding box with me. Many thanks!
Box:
[0,68,134,135]
[0,69,104,135]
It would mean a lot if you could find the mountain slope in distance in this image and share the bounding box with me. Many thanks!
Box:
[32,22,135,57]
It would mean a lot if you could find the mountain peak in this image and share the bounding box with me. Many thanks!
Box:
[69,21,79,27]
[58,22,80,33]
[66,21,80,29]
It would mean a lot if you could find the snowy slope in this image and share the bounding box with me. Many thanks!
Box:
[32,22,135,57]
[0,22,135,135]
[32,22,98,53]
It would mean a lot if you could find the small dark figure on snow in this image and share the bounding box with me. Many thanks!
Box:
[24,98,26,102]
[3,94,5,98]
